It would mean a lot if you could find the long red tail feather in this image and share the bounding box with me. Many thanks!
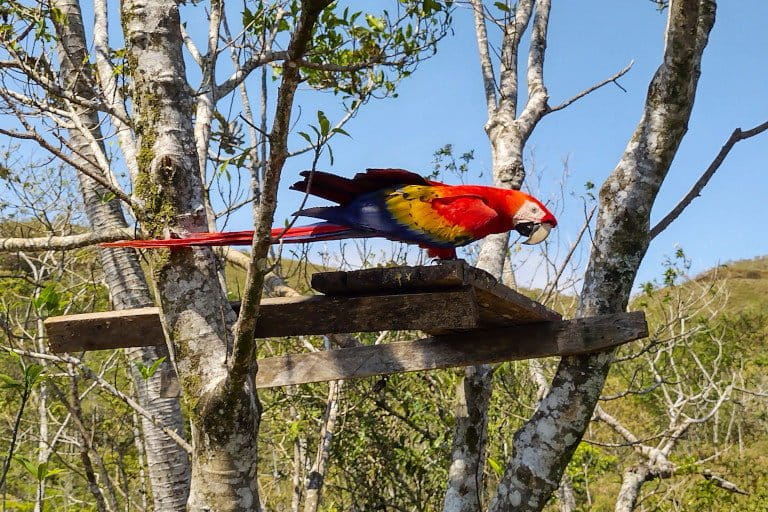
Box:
[100,224,357,249]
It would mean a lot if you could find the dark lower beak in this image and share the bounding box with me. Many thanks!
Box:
[515,222,535,237]
[515,222,553,245]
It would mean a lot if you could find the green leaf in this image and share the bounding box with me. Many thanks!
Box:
[24,364,44,388]
[488,457,504,476]
[14,455,39,480]
[136,356,166,380]
[365,14,385,32]
[43,468,65,479]
[332,127,351,138]
[0,373,23,390]
[317,110,331,137]
[494,2,510,13]
[98,191,116,204]
[298,131,314,146]
[50,6,67,25]
[37,461,48,481]
[33,284,62,316]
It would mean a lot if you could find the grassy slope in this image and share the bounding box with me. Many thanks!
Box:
[578,255,768,511]
[693,255,768,314]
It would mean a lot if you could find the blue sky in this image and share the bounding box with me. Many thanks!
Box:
[229,1,767,289]
[3,1,766,292]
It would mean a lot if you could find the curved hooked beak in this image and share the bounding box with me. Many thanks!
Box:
[515,222,553,245]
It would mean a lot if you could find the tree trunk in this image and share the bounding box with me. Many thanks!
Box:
[122,0,261,508]
[489,2,716,510]
[443,365,493,512]
[614,465,651,512]
[53,0,191,509]
[444,3,550,507]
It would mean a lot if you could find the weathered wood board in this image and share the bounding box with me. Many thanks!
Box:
[45,290,479,353]
[43,261,648,385]
[312,260,561,326]
[255,312,648,388]
[45,261,561,353]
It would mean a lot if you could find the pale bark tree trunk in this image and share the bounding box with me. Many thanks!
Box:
[34,318,48,512]
[121,0,257,508]
[614,466,651,512]
[556,474,577,512]
[488,1,716,510]
[444,365,493,512]
[304,380,344,512]
[444,2,550,509]
[53,0,191,509]
[121,0,334,507]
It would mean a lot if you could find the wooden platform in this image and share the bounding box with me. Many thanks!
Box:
[43,261,648,387]
[254,312,646,388]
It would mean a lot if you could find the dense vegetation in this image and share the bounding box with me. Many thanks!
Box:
[0,228,765,510]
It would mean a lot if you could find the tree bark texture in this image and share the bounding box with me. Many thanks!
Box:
[122,0,258,509]
[53,0,191,509]
[614,465,651,512]
[443,365,493,512]
[488,1,716,510]
[444,3,550,510]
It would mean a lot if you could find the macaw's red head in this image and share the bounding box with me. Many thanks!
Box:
[504,191,558,245]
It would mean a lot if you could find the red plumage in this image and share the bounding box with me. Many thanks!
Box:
[101,169,557,259]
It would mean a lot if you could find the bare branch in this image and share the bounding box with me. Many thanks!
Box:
[229,0,334,390]
[650,119,768,239]
[217,50,290,98]
[525,0,551,95]
[470,0,498,114]
[0,228,135,252]
[304,379,344,512]
[518,0,551,130]
[180,24,204,67]
[701,470,749,495]
[297,57,393,72]
[5,46,131,126]
[0,124,135,208]
[5,348,193,454]
[217,248,302,298]
[548,61,634,113]
[499,0,535,111]
[539,205,596,303]
[93,0,139,182]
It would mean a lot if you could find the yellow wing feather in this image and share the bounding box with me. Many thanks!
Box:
[384,185,475,244]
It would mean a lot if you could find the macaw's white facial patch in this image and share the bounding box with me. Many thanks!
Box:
[514,200,546,224]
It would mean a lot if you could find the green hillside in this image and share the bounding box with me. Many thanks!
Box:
[693,256,768,313]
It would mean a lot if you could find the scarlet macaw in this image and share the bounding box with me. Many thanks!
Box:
[103,168,557,259]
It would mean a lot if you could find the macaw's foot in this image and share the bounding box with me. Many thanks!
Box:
[424,246,457,260]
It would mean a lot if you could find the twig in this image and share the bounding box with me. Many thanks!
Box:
[548,60,634,113]
[4,348,193,454]
[650,119,768,239]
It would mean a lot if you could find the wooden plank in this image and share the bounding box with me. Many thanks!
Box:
[255,312,647,388]
[311,261,469,293]
[45,308,165,353]
[45,290,479,353]
[312,261,561,324]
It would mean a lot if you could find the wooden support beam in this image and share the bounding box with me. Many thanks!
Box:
[44,291,479,353]
[254,311,648,388]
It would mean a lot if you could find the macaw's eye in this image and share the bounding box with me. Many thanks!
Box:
[515,222,535,236]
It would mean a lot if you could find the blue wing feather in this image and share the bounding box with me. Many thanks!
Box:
[294,189,465,248]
